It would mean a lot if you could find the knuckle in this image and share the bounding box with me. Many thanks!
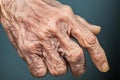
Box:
[73,52,82,62]
[50,71,59,76]
[50,27,58,33]
[70,48,84,62]
[28,55,47,77]
[48,62,67,76]
[24,42,42,54]
[77,67,86,76]
[48,25,58,34]
[62,5,73,15]
[93,49,104,61]
[84,33,97,48]
[73,65,86,77]
[31,68,47,77]
[50,66,67,76]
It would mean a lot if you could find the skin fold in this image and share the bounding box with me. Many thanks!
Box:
[0,0,109,77]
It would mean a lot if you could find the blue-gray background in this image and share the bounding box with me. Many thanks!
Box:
[0,0,120,80]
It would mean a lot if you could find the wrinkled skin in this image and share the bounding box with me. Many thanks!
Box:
[0,0,109,77]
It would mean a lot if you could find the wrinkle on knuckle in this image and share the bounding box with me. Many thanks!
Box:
[83,33,97,48]
[50,66,66,76]
[50,70,60,76]
[92,48,104,61]
[74,67,86,77]
[31,67,47,77]
[71,61,86,77]
[27,55,46,76]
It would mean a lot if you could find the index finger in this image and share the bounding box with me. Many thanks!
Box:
[71,21,109,72]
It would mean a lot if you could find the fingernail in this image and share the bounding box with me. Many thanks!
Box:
[101,62,109,72]
[92,25,101,28]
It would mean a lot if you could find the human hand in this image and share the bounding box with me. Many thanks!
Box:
[0,0,109,77]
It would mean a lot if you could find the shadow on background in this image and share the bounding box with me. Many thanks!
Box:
[0,0,120,80]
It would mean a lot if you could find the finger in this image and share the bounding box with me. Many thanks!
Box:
[75,15,101,35]
[56,30,86,76]
[71,24,109,72]
[42,39,67,76]
[24,54,47,77]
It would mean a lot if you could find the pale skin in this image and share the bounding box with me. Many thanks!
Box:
[0,0,109,77]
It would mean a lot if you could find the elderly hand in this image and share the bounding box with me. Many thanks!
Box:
[0,0,109,77]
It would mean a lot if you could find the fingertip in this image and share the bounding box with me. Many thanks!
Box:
[92,25,101,35]
[49,64,67,76]
[72,65,86,77]
[101,62,109,72]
